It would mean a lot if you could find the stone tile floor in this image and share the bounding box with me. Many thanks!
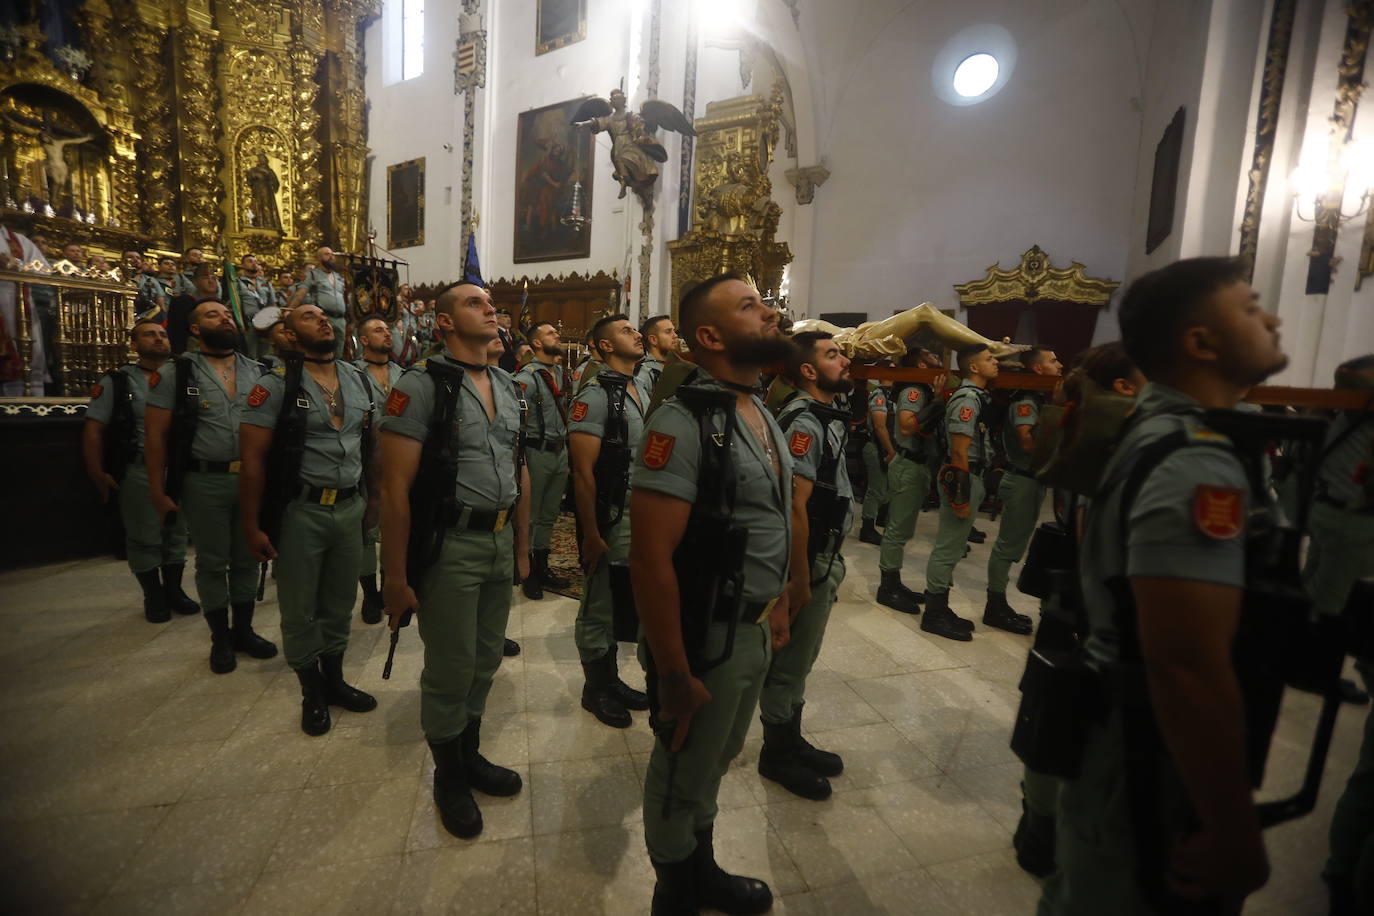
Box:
[0,513,1363,914]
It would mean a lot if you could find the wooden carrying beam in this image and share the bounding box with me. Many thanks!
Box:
[847,365,1374,411]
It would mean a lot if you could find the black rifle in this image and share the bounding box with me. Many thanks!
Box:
[259,352,309,545]
[162,356,201,529]
[406,359,464,585]
[779,400,850,583]
[100,368,138,483]
[591,372,633,534]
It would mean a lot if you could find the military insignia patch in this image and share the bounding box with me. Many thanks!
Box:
[1017,403,1033,417]
[1193,485,1244,540]
[906,389,919,402]
[148,370,161,388]
[959,406,974,422]
[874,397,885,407]
[570,401,589,422]
[789,431,813,457]
[90,383,103,399]
[642,431,675,469]
[247,384,270,407]
[385,389,411,416]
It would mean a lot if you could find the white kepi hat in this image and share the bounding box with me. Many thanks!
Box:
[252,306,283,332]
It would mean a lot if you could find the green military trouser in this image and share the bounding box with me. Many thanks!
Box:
[1327,660,1374,899]
[120,462,188,574]
[987,470,1045,593]
[759,551,844,724]
[924,474,986,593]
[415,525,515,743]
[525,447,567,552]
[641,619,771,863]
[360,524,380,577]
[1305,503,1374,618]
[879,455,931,571]
[861,442,888,522]
[276,495,364,670]
[575,514,632,663]
[181,470,259,610]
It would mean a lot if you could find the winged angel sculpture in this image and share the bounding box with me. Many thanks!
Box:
[572,89,695,206]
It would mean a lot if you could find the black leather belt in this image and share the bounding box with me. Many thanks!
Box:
[895,446,924,463]
[740,596,781,623]
[1006,466,1037,479]
[190,459,241,473]
[524,438,565,453]
[454,506,513,532]
[301,485,358,505]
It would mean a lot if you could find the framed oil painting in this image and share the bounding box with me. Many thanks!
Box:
[536,0,586,56]
[387,158,425,249]
[514,98,594,263]
[1145,107,1185,255]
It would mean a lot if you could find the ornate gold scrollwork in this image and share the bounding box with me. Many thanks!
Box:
[953,246,1119,308]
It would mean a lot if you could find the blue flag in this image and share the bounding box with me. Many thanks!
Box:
[462,232,483,286]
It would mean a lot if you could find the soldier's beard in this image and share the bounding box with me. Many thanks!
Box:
[301,334,335,355]
[728,331,795,368]
[199,327,238,351]
[817,376,854,395]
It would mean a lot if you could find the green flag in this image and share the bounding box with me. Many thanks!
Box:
[222,257,246,330]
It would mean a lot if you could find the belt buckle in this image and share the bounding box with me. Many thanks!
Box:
[227,460,241,474]
[492,509,508,531]
[756,596,778,624]
[320,488,338,506]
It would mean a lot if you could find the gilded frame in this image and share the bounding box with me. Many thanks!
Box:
[387,158,425,250]
[536,0,587,56]
[513,98,594,263]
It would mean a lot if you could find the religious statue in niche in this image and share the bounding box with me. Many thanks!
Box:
[572,89,695,207]
[2,110,95,208]
[699,150,781,238]
[245,153,282,232]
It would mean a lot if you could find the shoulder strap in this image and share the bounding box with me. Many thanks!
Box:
[597,373,630,447]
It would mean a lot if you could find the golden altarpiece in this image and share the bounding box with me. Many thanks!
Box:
[666,87,792,315]
[0,0,377,405]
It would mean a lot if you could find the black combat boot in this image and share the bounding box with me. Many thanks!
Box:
[581,649,633,728]
[319,652,378,712]
[293,665,332,736]
[136,569,170,623]
[692,825,773,915]
[503,638,521,657]
[359,574,383,624]
[791,704,843,777]
[521,554,544,600]
[875,568,923,614]
[876,502,889,528]
[160,564,200,615]
[535,548,570,589]
[1012,796,1056,878]
[758,718,832,800]
[650,857,699,916]
[606,644,649,711]
[230,601,279,658]
[967,526,987,544]
[983,591,1034,635]
[920,591,974,642]
[459,717,523,796]
[858,517,882,545]
[429,736,482,838]
[204,608,237,674]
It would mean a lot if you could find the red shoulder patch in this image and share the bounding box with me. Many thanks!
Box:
[642,431,676,469]
[789,431,813,457]
[148,370,161,389]
[906,389,918,403]
[1193,485,1245,540]
[90,383,104,399]
[385,388,411,416]
[1017,403,1033,418]
[874,397,885,407]
[247,384,270,407]
[570,401,589,422]
[958,405,974,422]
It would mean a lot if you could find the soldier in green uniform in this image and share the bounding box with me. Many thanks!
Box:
[145,299,279,673]
[238,304,378,734]
[353,314,404,623]
[984,345,1062,628]
[876,349,942,615]
[571,329,603,393]
[636,314,678,397]
[1039,256,1286,915]
[567,314,650,727]
[379,281,531,840]
[171,247,206,299]
[632,273,794,915]
[82,319,198,622]
[514,321,572,599]
[858,377,893,545]
[1314,353,1374,915]
[288,247,349,358]
[234,254,275,359]
[920,344,1005,640]
[758,331,852,801]
[251,306,294,371]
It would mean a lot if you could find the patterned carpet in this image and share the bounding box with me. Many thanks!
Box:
[544,511,584,600]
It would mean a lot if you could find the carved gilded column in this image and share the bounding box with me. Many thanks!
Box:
[319,0,378,254]
[129,24,177,243]
[174,27,225,250]
[291,45,324,251]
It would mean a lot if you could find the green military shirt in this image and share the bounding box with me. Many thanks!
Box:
[778,393,854,537]
[893,384,931,453]
[240,362,372,489]
[514,359,569,444]
[135,273,166,320]
[865,386,889,440]
[378,353,521,511]
[636,355,666,399]
[1003,392,1042,471]
[172,268,198,298]
[569,370,646,563]
[237,275,275,320]
[631,366,793,602]
[300,267,347,317]
[86,363,159,447]
[354,358,404,404]
[944,380,994,466]
[571,354,602,392]
[1317,412,1374,506]
[1079,382,1257,668]
[146,352,264,461]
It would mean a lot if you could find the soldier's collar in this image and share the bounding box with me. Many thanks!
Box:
[718,379,764,396]
[363,357,390,366]
[303,355,335,364]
